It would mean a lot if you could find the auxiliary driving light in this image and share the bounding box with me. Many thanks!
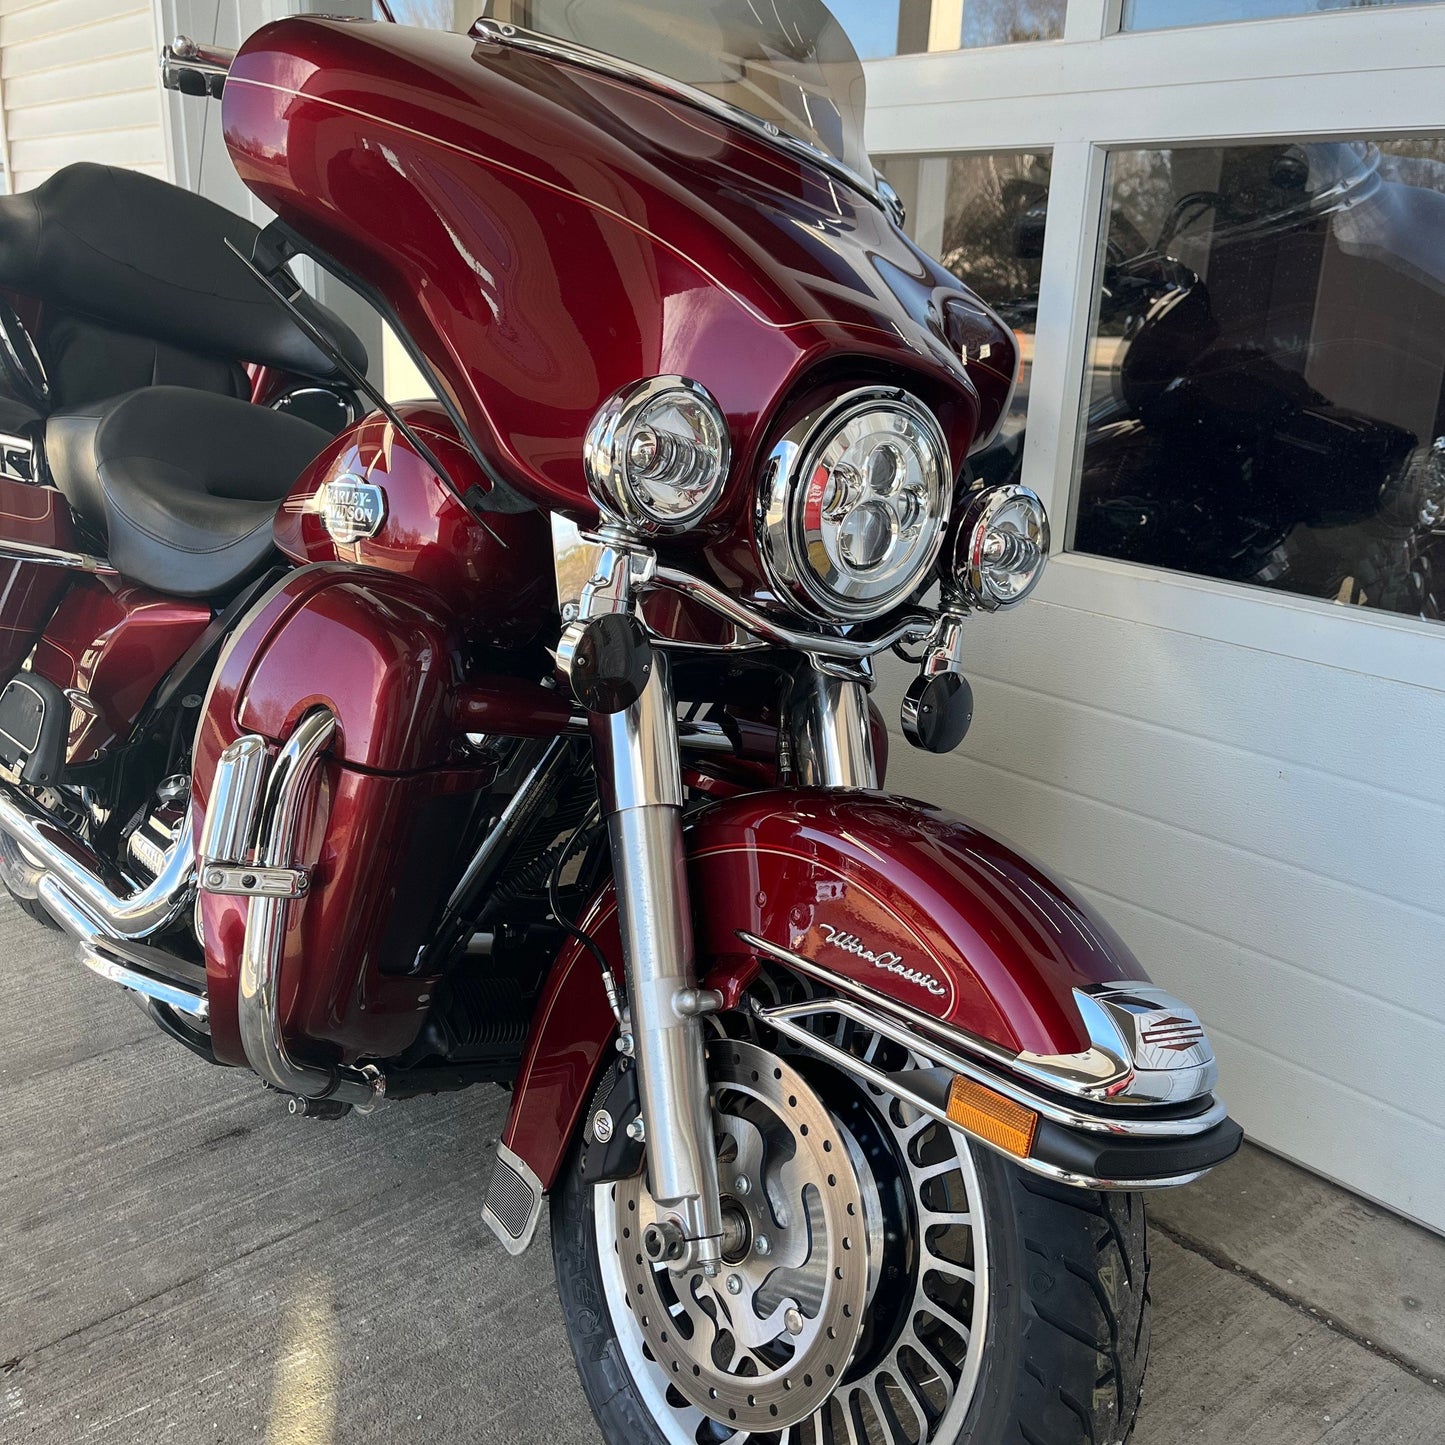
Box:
[950,483,1050,611]
[585,375,731,533]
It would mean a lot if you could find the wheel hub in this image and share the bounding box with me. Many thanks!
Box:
[612,1039,869,1431]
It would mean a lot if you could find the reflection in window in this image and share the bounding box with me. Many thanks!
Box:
[1123,0,1443,31]
[380,1,1065,56]
[1070,141,1445,623]
[832,0,1064,56]
[381,0,472,24]
[877,152,1049,473]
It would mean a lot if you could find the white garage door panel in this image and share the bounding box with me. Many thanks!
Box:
[954,674,1442,917]
[954,600,1445,807]
[875,598,1445,1233]
[1082,891,1445,1135]
[880,683,1445,1026]
[1209,1033,1445,1236]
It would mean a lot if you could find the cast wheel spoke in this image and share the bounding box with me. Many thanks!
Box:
[594,1000,989,1445]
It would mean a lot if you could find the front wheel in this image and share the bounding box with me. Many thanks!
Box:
[553,1015,1150,1445]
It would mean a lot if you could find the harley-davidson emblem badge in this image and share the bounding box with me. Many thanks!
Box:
[319,475,386,544]
[1140,1014,1207,1054]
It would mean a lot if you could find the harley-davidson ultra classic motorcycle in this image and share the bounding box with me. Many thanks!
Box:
[0,4,1240,1441]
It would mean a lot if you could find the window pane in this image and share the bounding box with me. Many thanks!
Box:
[383,3,1065,57]
[1123,0,1444,32]
[878,151,1049,464]
[833,1,1063,55]
[1074,141,1445,623]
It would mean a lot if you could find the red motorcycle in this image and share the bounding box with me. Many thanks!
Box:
[0,4,1239,1441]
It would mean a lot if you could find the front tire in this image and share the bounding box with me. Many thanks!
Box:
[553,1018,1150,1445]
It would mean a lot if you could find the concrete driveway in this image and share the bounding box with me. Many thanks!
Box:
[3,897,1442,1444]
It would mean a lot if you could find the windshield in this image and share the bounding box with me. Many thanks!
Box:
[481,0,873,188]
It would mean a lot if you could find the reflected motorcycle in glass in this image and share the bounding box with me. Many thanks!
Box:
[992,141,1445,620]
[0,4,1240,1442]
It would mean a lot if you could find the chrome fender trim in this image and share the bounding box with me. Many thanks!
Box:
[742,930,1219,1107]
[751,995,1242,1191]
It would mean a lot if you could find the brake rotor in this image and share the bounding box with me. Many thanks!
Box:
[612,1039,869,1431]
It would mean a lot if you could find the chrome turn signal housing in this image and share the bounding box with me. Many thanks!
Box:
[950,483,1050,611]
[584,375,731,534]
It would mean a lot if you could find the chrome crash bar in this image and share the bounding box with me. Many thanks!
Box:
[0,775,206,1016]
[216,710,386,1111]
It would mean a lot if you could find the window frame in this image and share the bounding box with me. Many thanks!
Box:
[863,1,1445,688]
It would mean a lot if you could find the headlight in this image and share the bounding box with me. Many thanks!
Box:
[758,388,951,622]
[950,484,1050,610]
[584,375,731,534]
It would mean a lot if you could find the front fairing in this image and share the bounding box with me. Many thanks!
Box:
[222,18,1015,594]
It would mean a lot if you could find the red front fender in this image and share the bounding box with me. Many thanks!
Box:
[503,790,1146,1191]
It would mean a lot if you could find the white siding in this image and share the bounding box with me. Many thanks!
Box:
[874,599,1445,1235]
[0,0,165,193]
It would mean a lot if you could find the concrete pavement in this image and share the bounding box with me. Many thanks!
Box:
[2,895,1442,1444]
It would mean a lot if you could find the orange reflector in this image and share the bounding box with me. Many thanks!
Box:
[946,1076,1039,1158]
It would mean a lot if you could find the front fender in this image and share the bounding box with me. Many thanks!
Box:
[503,790,1151,1191]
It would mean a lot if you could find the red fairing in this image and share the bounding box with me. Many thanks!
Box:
[275,404,552,647]
[192,565,495,1066]
[221,17,1016,604]
[0,482,83,684]
[503,790,1144,1190]
[31,578,209,764]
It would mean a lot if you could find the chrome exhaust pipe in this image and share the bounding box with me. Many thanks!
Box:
[37,874,209,1020]
[0,783,195,939]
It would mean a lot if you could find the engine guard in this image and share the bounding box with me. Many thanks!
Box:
[497,790,1242,1220]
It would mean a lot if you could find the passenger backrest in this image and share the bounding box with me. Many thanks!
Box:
[0,163,368,398]
[40,314,250,411]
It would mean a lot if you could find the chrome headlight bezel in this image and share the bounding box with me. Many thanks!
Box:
[757,387,953,623]
[950,483,1050,612]
[584,375,731,535]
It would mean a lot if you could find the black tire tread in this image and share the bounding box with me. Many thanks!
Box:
[553,1144,1150,1445]
[1002,1170,1151,1445]
[3,881,59,929]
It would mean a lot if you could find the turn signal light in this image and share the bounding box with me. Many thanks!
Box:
[946,1076,1039,1158]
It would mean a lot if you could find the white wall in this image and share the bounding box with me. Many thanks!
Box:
[0,0,166,193]
[874,593,1445,1234]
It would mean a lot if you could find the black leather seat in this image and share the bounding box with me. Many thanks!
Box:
[47,387,330,598]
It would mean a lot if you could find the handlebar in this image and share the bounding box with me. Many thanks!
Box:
[161,36,235,99]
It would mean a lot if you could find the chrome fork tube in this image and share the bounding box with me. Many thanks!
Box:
[590,654,723,1270]
[789,669,879,789]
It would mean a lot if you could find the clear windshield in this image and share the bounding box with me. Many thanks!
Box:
[482,0,873,186]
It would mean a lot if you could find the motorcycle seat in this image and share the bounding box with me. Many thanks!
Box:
[45,386,330,598]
